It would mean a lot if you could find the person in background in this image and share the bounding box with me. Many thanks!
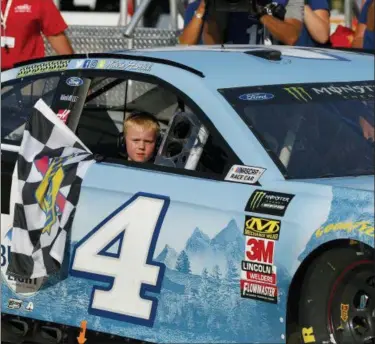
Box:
[1,0,74,71]
[295,0,330,47]
[179,0,303,46]
[352,0,374,49]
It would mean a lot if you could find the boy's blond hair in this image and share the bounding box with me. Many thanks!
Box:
[123,111,160,136]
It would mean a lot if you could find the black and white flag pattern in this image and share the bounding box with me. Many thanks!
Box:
[7,99,95,279]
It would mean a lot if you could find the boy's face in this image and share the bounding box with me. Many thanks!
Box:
[125,124,157,163]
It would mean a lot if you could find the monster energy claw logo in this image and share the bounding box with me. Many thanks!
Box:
[284,87,312,102]
[250,191,266,209]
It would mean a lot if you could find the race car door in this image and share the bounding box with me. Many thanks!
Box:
[1,71,280,344]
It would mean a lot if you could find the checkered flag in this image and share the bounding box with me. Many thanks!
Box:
[6,99,95,279]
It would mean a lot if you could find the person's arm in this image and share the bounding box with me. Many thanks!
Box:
[260,0,303,45]
[179,0,206,45]
[47,33,74,55]
[352,0,371,48]
[261,16,302,45]
[202,16,224,44]
[303,5,330,44]
[352,23,366,48]
[41,0,75,54]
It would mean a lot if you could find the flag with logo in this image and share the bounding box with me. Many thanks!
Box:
[7,99,95,279]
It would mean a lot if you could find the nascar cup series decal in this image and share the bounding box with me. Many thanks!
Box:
[225,165,265,184]
[245,190,294,217]
[1,214,45,296]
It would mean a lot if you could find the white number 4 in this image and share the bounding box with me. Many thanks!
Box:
[70,193,170,326]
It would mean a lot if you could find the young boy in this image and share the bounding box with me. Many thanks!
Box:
[123,111,160,163]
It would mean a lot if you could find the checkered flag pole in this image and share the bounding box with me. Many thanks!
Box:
[6,99,96,279]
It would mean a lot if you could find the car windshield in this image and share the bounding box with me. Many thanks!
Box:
[219,81,374,179]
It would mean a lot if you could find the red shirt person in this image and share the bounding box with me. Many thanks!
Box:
[1,0,74,70]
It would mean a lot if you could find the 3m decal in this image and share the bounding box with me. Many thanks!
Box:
[17,60,70,78]
[225,165,265,184]
[70,193,169,327]
[340,304,349,322]
[239,93,274,101]
[244,216,281,241]
[8,298,22,309]
[315,221,374,238]
[241,260,273,275]
[245,238,275,265]
[240,280,277,303]
[301,327,316,343]
[284,87,312,102]
[246,190,294,216]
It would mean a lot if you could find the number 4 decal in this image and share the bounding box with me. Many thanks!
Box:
[70,193,170,327]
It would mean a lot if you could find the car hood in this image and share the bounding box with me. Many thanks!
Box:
[299,175,374,192]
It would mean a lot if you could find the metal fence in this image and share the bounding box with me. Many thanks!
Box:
[44,26,179,56]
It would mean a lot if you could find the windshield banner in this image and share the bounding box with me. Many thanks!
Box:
[221,81,375,105]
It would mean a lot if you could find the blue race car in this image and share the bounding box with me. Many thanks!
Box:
[1,46,374,344]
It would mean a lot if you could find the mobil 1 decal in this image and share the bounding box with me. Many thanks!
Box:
[244,216,281,241]
[240,238,277,304]
[245,189,294,217]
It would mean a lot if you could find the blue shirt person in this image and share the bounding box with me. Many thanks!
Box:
[179,0,304,46]
[295,0,330,47]
[352,0,374,50]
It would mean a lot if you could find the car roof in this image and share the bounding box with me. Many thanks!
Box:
[115,45,374,88]
[4,45,374,89]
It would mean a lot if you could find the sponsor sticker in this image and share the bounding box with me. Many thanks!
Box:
[241,260,273,275]
[106,60,154,72]
[284,87,312,102]
[225,165,265,184]
[315,221,374,238]
[75,59,154,72]
[302,327,316,343]
[25,301,34,312]
[244,271,277,285]
[60,94,79,103]
[240,280,277,303]
[245,238,275,265]
[8,298,22,309]
[66,77,84,87]
[57,109,71,123]
[17,60,70,78]
[246,190,294,216]
[340,304,349,322]
[1,215,45,296]
[239,93,274,101]
[244,216,281,241]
